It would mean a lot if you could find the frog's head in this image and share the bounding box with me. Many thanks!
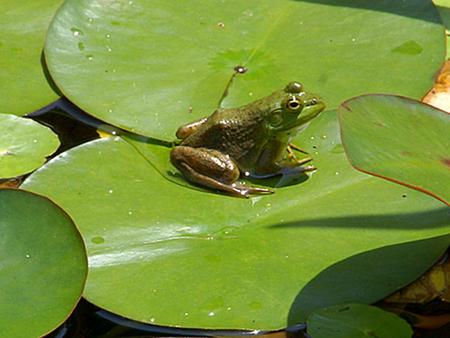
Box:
[266,81,325,132]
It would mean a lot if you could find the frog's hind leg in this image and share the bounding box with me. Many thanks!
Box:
[170,146,272,197]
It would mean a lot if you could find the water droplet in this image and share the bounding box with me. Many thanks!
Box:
[108,108,113,113]
[108,189,113,194]
[234,65,247,73]
[128,210,133,215]
[217,22,225,28]
[184,312,189,316]
[150,318,155,323]
[244,171,250,177]
[266,203,271,208]
[71,27,83,37]
[208,311,215,317]
[402,193,407,198]
[285,255,289,259]
[91,236,105,244]
[33,139,38,143]
[227,307,232,311]
[78,42,85,51]
[128,0,134,4]
[310,136,315,140]
[106,45,112,52]
[88,18,94,23]
[331,144,344,154]
[321,135,327,139]
[248,92,253,96]
[105,33,111,39]
[335,171,340,175]
[25,254,31,258]
[86,54,94,61]
[352,38,356,42]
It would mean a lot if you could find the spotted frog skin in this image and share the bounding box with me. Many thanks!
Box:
[170,82,325,197]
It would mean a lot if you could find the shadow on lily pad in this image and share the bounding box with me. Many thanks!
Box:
[287,234,450,324]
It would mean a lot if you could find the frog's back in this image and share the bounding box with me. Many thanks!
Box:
[181,107,268,166]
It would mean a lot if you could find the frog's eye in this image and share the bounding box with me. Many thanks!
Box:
[286,98,303,111]
[285,81,303,93]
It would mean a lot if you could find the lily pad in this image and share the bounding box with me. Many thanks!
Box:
[0,188,87,337]
[44,0,444,141]
[0,0,61,116]
[0,114,60,179]
[22,111,450,330]
[339,95,450,206]
[307,303,412,338]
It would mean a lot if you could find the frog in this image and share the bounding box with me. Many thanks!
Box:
[170,81,325,197]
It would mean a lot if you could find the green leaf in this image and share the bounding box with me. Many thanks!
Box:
[339,95,450,206]
[0,0,61,116]
[0,189,87,337]
[0,114,60,179]
[44,0,444,141]
[289,235,450,322]
[21,111,450,330]
[307,303,412,338]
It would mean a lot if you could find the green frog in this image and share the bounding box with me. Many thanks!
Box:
[170,81,325,197]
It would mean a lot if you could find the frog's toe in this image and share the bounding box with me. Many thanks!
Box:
[231,184,273,197]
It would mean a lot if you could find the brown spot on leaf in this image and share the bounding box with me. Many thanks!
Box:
[373,121,386,127]
[442,158,450,168]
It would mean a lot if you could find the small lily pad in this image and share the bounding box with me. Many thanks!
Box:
[339,95,450,206]
[307,303,412,338]
[0,0,61,115]
[0,188,87,337]
[0,114,60,178]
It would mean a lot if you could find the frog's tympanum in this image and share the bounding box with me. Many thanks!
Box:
[170,82,325,197]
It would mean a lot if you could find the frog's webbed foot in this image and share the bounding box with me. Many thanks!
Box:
[170,146,272,198]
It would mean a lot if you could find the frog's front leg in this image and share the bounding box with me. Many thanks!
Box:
[255,140,316,175]
[175,117,208,139]
[170,146,272,197]
[286,145,313,166]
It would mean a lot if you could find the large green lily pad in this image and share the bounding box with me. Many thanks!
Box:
[0,114,60,179]
[22,111,450,330]
[0,0,61,116]
[339,95,450,206]
[0,189,87,337]
[44,0,444,141]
